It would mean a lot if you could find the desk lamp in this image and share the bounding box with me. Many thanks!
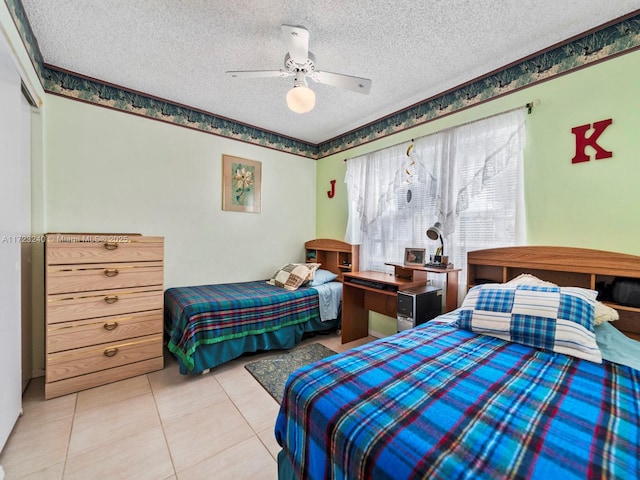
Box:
[426,222,446,265]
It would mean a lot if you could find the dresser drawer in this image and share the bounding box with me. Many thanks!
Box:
[46,334,163,383]
[46,234,164,265]
[47,287,163,324]
[47,262,163,295]
[47,310,163,353]
[45,357,164,400]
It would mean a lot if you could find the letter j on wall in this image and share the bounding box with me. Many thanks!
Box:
[327,179,336,198]
[571,118,613,164]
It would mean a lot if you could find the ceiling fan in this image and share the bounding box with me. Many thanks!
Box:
[226,24,372,114]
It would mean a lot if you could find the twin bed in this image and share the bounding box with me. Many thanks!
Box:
[163,239,354,374]
[163,242,640,477]
[274,246,640,479]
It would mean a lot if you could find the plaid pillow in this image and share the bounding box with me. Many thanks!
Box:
[506,273,619,325]
[267,263,316,291]
[301,262,321,281]
[457,284,601,363]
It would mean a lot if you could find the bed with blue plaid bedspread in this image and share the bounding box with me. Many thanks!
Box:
[165,281,324,373]
[275,321,640,479]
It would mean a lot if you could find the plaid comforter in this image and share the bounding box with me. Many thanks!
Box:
[275,322,640,479]
[165,281,319,372]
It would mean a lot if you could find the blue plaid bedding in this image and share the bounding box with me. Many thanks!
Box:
[275,322,640,479]
[165,281,320,372]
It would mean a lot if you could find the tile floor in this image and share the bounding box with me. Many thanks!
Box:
[0,331,377,480]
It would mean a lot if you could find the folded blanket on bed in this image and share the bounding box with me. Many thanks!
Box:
[310,281,342,321]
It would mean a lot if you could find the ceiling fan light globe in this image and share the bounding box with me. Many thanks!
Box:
[286,85,316,113]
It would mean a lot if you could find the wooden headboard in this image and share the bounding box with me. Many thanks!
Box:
[305,239,359,281]
[467,246,640,341]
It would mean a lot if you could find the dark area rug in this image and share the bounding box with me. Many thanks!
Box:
[245,343,337,402]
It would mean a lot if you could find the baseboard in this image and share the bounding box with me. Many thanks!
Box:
[367,329,386,339]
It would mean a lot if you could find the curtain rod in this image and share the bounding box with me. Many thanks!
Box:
[343,99,540,162]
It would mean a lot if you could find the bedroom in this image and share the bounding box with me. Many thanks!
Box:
[1,1,639,478]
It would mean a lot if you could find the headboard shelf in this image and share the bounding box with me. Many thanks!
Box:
[468,246,640,277]
[468,246,640,341]
[305,239,359,281]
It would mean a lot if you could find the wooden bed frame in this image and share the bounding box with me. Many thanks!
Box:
[467,246,640,341]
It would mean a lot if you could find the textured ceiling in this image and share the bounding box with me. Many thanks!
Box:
[21,1,640,144]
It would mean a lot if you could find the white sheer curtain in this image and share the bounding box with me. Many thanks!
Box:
[345,108,527,302]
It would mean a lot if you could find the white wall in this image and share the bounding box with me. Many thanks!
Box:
[44,94,318,288]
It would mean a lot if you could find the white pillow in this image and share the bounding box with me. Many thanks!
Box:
[594,301,619,326]
[505,273,556,287]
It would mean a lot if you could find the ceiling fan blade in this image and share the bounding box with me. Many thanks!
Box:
[311,71,372,94]
[281,24,309,65]
[226,70,291,79]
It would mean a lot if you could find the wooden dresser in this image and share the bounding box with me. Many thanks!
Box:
[45,233,165,399]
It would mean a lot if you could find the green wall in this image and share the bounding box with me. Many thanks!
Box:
[317,50,640,335]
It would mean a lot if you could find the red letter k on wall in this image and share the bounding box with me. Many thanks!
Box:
[571,118,613,164]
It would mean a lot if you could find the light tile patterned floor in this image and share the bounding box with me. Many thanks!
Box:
[0,331,377,479]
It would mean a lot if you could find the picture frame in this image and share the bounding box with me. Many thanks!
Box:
[222,154,261,213]
[404,248,426,266]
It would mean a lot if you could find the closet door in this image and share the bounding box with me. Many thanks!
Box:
[0,34,25,451]
[20,92,32,392]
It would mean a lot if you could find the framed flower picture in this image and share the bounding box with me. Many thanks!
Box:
[222,154,261,213]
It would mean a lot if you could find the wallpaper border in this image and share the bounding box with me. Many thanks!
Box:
[317,13,640,158]
[5,0,640,160]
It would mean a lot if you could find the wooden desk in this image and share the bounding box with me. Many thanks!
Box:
[342,264,461,344]
[385,263,461,313]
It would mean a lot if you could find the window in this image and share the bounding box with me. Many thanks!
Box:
[345,109,526,302]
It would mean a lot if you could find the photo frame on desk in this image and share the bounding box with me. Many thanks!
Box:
[404,248,426,266]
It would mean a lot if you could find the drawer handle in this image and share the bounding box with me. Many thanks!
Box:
[104,269,119,277]
[103,347,119,357]
[104,295,119,304]
[104,242,119,250]
[103,321,119,331]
